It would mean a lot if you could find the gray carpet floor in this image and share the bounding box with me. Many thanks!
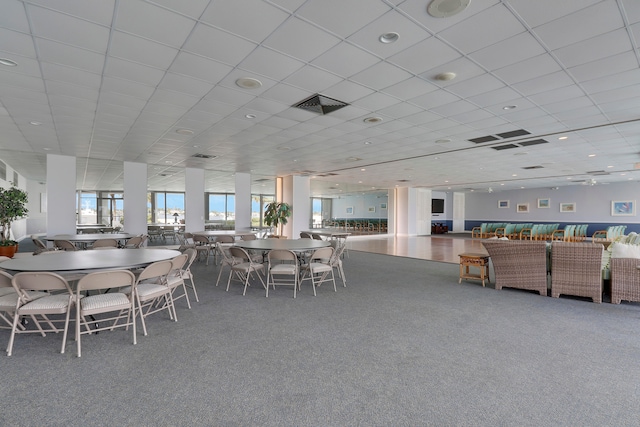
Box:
[1,249,640,426]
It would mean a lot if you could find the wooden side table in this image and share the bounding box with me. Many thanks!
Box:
[458,252,490,287]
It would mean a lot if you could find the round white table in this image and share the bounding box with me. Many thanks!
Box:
[0,248,180,274]
[234,239,330,252]
[45,233,135,243]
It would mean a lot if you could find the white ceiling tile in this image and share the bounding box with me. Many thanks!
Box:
[323,80,375,104]
[103,57,166,86]
[297,0,390,38]
[553,29,632,68]
[169,51,233,84]
[203,86,255,107]
[493,54,562,85]
[200,0,289,44]
[448,73,505,98]
[312,42,381,79]
[101,77,155,100]
[0,28,37,58]
[581,69,640,95]
[438,4,526,54]
[158,72,214,97]
[284,65,344,93]
[387,36,461,75]
[352,92,402,112]
[115,0,195,48]
[28,6,110,52]
[512,71,575,96]
[144,0,210,19]
[377,102,424,119]
[569,51,638,83]
[419,56,487,85]
[238,47,305,81]
[469,32,546,71]
[346,10,434,59]
[381,77,437,100]
[242,98,290,116]
[99,92,148,111]
[41,62,101,88]
[509,0,601,28]
[148,89,199,109]
[109,31,179,69]
[351,61,412,90]
[466,87,521,108]
[534,2,624,50]
[183,23,257,66]
[0,53,41,78]
[263,17,340,62]
[36,39,105,74]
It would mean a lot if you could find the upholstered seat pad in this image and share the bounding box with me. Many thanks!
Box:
[135,283,170,299]
[19,294,71,312]
[0,288,15,297]
[81,293,130,311]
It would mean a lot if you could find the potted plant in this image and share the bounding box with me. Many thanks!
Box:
[263,202,291,238]
[0,184,29,257]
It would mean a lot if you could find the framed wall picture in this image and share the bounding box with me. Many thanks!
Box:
[368,206,375,213]
[380,203,387,210]
[537,198,550,208]
[611,200,635,216]
[498,200,509,209]
[516,203,529,213]
[560,202,576,213]
[346,206,353,215]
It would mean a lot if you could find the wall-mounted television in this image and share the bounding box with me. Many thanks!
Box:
[432,198,445,214]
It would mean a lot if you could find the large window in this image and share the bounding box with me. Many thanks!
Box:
[206,193,235,229]
[251,194,275,228]
[149,192,185,224]
[76,191,123,228]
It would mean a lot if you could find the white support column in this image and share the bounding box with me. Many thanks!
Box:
[46,154,76,237]
[280,175,310,239]
[452,192,465,232]
[234,172,251,232]
[123,162,147,236]
[185,168,204,233]
[416,188,432,236]
[393,187,431,236]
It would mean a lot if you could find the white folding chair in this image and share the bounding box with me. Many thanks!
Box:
[329,240,347,287]
[226,246,265,296]
[7,272,74,356]
[300,246,336,296]
[266,249,299,298]
[165,253,192,309]
[75,270,137,357]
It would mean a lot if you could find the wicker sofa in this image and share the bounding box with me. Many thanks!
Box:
[481,240,548,296]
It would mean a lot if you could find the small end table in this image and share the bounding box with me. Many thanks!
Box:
[458,252,490,287]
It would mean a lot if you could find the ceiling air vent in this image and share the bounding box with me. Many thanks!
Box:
[518,139,548,147]
[522,165,544,170]
[317,173,339,177]
[293,94,349,115]
[397,179,410,182]
[587,170,610,176]
[469,135,499,144]
[192,153,217,159]
[497,129,531,139]
[253,178,271,182]
[492,144,519,150]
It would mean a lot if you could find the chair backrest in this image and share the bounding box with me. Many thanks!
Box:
[54,240,77,251]
[32,238,47,250]
[310,246,334,263]
[268,249,297,263]
[125,235,146,248]
[312,234,323,240]
[77,270,135,294]
[0,270,13,290]
[12,271,72,298]
[229,246,251,262]
[136,260,173,283]
[183,248,197,269]
[170,253,189,273]
[240,234,257,241]
[193,234,209,245]
[300,232,312,239]
[216,234,235,244]
[92,238,118,248]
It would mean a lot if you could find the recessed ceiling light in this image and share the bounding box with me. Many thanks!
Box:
[360,168,366,171]
[363,117,383,124]
[558,136,568,140]
[379,32,399,43]
[607,165,614,168]
[0,58,18,67]
[245,114,256,119]
[502,105,517,110]
[588,154,596,157]
[364,141,372,145]
[43,148,51,151]
[29,121,42,126]
[276,146,291,151]
[435,139,451,143]
[512,174,517,177]
[175,128,194,135]
[346,157,362,162]
[434,72,456,81]
[427,0,471,18]
[235,77,262,89]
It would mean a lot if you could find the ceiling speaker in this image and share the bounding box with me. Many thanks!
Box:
[427,0,471,18]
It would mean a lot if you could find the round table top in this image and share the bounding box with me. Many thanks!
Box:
[235,239,330,251]
[193,230,253,236]
[0,248,180,273]
[45,233,134,242]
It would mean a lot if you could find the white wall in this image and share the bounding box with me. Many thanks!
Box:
[331,193,389,219]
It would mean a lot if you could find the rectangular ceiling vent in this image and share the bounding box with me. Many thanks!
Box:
[518,139,548,147]
[293,94,349,115]
[492,144,519,150]
[469,135,499,144]
[253,178,271,182]
[522,165,544,170]
[497,129,531,139]
[317,172,339,177]
[587,170,609,175]
[192,153,217,159]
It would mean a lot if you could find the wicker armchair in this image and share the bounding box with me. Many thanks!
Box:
[481,240,548,296]
[610,258,640,304]
[551,242,604,303]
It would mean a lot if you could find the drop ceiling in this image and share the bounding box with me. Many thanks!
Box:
[1,0,640,197]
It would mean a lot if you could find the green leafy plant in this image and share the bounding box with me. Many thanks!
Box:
[263,202,291,237]
[0,185,29,246]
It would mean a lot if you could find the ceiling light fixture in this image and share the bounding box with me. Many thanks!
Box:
[435,139,451,144]
[245,114,256,119]
[364,141,372,145]
[0,58,18,67]
[175,128,194,135]
[379,32,399,43]
[363,117,383,124]
[29,121,42,126]
[434,72,456,81]
[502,105,517,110]
[558,136,568,140]
[235,77,262,89]
[427,0,471,18]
